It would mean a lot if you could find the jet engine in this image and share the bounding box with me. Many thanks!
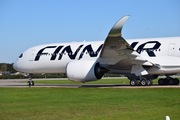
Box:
[66,60,109,82]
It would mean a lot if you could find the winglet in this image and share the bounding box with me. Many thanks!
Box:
[108,15,129,37]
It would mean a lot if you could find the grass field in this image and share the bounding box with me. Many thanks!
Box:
[1,87,180,120]
[19,78,160,84]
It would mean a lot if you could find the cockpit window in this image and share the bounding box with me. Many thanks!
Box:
[19,53,23,58]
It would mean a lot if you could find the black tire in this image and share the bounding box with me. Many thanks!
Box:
[174,78,179,85]
[27,81,30,86]
[141,79,147,86]
[168,79,174,85]
[158,79,164,85]
[130,80,137,86]
[32,81,34,86]
[136,80,141,86]
[150,79,153,85]
[163,79,169,85]
[159,78,168,85]
[147,79,152,86]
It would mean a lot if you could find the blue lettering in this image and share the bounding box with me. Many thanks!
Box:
[58,45,84,60]
[136,41,161,57]
[79,44,103,59]
[35,46,57,61]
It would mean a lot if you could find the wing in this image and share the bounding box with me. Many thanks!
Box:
[99,16,156,76]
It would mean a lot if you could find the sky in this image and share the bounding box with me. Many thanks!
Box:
[0,0,180,63]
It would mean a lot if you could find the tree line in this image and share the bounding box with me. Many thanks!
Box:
[0,63,16,73]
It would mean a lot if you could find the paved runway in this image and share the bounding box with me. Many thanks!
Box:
[1,79,180,88]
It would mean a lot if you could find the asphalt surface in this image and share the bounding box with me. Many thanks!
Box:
[1,79,180,88]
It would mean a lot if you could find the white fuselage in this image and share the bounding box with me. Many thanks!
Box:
[13,37,180,75]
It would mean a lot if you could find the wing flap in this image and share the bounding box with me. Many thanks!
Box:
[131,65,148,76]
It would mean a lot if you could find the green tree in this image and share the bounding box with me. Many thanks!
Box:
[1,63,7,71]
[7,63,16,73]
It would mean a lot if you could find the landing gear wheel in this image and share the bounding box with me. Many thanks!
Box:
[136,80,141,86]
[173,78,179,85]
[159,77,179,85]
[141,79,147,86]
[27,74,34,86]
[27,81,31,86]
[27,81,35,86]
[32,81,34,86]
[168,79,174,85]
[158,79,164,85]
[163,79,169,85]
[147,79,152,86]
[130,80,137,86]
[158,78,168,85]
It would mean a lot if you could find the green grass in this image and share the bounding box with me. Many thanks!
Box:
[1,87,180,120]
[19,78,159,84]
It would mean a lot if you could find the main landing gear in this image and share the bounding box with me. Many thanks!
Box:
[130,78,153,86]
[130,78,179,86]
[158,77,179,85]
[27,74,35,86]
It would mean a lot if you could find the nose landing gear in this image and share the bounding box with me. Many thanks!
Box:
[27,74,35,86]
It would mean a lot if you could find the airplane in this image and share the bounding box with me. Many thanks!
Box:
[13,15,180,86]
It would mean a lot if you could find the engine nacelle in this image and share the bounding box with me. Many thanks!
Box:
[66,60,108,82]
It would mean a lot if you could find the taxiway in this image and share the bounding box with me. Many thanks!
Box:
[0,79,180,88]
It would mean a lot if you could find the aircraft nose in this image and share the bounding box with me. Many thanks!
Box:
[13,60,23,72]
[13,60,18,71]
[13,53,25,72]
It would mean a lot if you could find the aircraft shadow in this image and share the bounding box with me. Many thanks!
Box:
[80,84,130,88]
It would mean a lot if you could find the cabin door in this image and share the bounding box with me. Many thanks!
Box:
[29,49,35,61]
[168,43,175,56]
